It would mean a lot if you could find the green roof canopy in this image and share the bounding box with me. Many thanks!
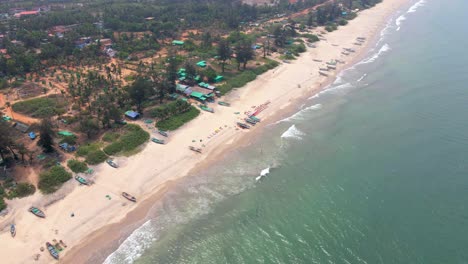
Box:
[190,92,207,101]
[172,40,184,45]
[58,131,75,137]
[214,76,224,82]
[196,61,207,67]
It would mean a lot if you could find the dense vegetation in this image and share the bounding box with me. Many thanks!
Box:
[7,182,36,199]
[156,106,200,131]
[67,159,88,173]
[103,124,150,155]
[218,58,279,95]
[12,95,67,118]
[38,165,72,194]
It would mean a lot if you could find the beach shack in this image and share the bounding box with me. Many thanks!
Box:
[125,110,140,120]
[12,122,29,133]
[172,40,184,46]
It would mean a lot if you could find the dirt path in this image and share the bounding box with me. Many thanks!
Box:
[0,93,40,124]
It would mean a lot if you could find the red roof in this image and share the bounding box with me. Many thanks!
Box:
[0,49,7,54]
[14,11,39,18]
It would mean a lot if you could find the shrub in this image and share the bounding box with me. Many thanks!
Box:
[302,33,320,43]
[338,19,348,26]
[85,150,108,165]
[38,166,72,194]
[104,124,150,155]
[59,135,77,145]
[102,132,120,142]
[149,100,191,120]
[289,43,306,55]
[67,159,88,173]
[325,24,338,32]
[8,183,36,199]
[77,143,100,157]
[157,106,200,131]
[0,197,5,211]
[103,142,124,155]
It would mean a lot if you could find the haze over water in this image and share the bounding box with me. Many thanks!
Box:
[106,0,468,263]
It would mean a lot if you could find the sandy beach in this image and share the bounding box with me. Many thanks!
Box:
[0,0,411,263]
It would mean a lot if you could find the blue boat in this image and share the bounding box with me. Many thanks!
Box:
[29,132,36,140]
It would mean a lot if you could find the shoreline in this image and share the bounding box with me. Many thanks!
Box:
[0,1,412,263]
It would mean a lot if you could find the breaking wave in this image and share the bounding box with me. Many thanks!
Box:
[357,44,391,65]
[276,104,322,124]
[103,220,156,264]
[395,15,406,31]
[256,167,270,182]
[281,125,305,140]
[408,0,426,13]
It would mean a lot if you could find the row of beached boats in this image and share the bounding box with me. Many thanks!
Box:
[26,191,137,219]
[237,115,261,130]
[152,129,169,145]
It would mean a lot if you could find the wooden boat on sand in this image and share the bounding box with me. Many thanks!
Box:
[46,242,59,260]
[189,146,202,153]
[158,130,168,137]
[249,116,261,122]
[237,122,250,129]
[29,207,45,218]
[122,192,137,202]
[319,71,329,77]
[75,176,89,185]
[199,104,214,113]
[106,159,118,168]
[151,138,165,144]
[245,118,257,125]
[10,224,16,237]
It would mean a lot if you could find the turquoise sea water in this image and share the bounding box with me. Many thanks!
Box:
[104,0,468,263]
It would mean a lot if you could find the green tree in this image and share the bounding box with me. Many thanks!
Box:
[38,119,54,153]
[128,77,151,113]
[235,40,255,70]
[217,39,232,73]
[166,50,179,93]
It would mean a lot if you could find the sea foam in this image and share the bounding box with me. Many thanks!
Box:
[395,14,406,31]
[256,167,270,182]
[357,44,391,65]
[276,104,322,124]
[103,220,156,264]
[408,0,426,13]
[281,125,305,140]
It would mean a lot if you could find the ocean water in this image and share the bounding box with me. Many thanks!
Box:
[104,0,468,263]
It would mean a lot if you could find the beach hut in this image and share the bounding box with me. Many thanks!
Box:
[125,110,140,120]
[13,122,29,133]
[172,40,184,46]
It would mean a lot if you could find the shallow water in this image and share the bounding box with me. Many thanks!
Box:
[106,0,468,263]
